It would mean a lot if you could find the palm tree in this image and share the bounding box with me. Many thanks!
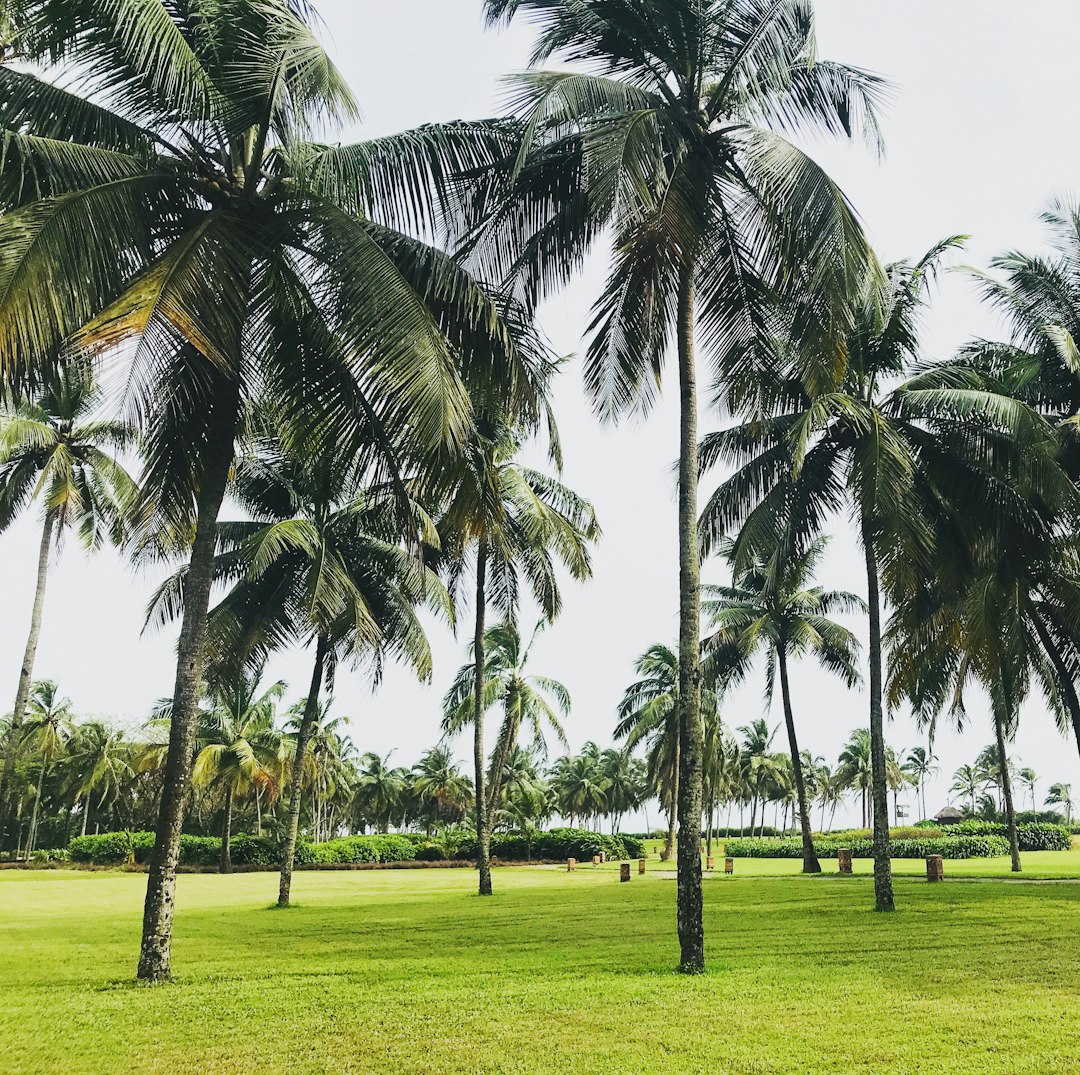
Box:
[703,537,862,873]
[837,729,874,828]
[816,766,845,833]
[1046,781,1073,823]
[436,433,598,895]
[550,750,607,828]
[700,238,1068,910]
[1018,768,1039,813]
[615,644,716,861]
[476,0,883,974]
[0,0,545,982]
[412,747,474,834]
[598,748,646,835]
[443,620,572,819]
[903,747,938,822]
[353,753,406,834]
[63,721,134,837]
[189,670,286,874]
[148,437,449,907]
[20,680,74,856]
[950,765,981,816]
[0,367,137,847]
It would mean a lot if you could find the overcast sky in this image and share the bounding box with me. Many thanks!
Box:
[3,1,1080,828]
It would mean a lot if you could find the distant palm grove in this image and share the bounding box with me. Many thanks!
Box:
[4,0,1080,987]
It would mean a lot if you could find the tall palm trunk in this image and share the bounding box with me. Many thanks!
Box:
[27,762,47,856]
[473,543,492,897]
[777,648,820,873]
[138,379,239,983]
[80,799,89,837]
[278,637,328,908]
[0,513,54,850]
[994,706,1022,873]
[219,784,234,874]
[675,269,704,974]
[663,736,680,861]
[861,513,894,912]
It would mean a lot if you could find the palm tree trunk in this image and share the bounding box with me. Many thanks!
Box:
[473,543,493,897]
[219,784,233,874]
[777,648,820,873]
[994,707,1022,873]
[675,267,704,974]
[663,738,679,861]
[80,799,89,838]
[27,762,47,856]
[0,512,53,850]
[861,513,894,912]
[137,377,239,984]
[277,637,327,908]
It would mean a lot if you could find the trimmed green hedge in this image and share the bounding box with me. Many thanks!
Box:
[67,828,646,867]
[726,834,1011,859]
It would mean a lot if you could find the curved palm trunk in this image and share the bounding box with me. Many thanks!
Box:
[219,784,234,874]
[675,269,704,973]
[994,707,1022,873]
[277,637,328,907]
[137,379,239,983]
[861,514,894,912]
[0,513,54,850]
[473,543,493,897]
[777,647,820,873]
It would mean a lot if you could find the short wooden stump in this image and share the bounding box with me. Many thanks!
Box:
[724,857,734,875]
[838,848,853,874]
[567,858,576,872]
[706,856,715,871]
[620,862,630,883]
[638,858,646,875]
[599,851,606,864]
[926,854,944,882]
[592,855,600,866]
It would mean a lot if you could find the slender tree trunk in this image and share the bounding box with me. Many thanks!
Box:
[219,784,233,874]
[27,763,46,856]
[137,378,239,983]
[674,268,704,973]
[994,707,1022,873]
[0,513,54,850]
[473,543,492,897]
[705,803,713,858]
[861,514,894,912]
[277,638,327,908]
[80,799,89,838]
[777,649,820,873]
[663,738,680,861]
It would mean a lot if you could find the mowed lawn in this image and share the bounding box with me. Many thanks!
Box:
[3,858,1080,1075]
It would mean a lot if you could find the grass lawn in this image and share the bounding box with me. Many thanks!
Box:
[3,858,1080,1074]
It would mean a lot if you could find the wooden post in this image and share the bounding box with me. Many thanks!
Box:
[706,856,715,871]
[491,855,499,868]
[592,855,600,866]
[599,851,606,864]
[724,857,734,875]
[638,858,646,875]
[567,858,576,872]
[620,862,630,882]
[926,854,944,882]
[838,848,853,875]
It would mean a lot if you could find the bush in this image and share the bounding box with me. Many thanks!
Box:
[726,834,1011,859]
[941,820,1071,851]
[416,843,447,861]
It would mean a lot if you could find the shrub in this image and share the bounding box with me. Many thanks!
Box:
[726,834,1011,859]
[416,843,447,861]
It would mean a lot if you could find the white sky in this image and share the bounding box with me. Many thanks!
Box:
[3,1,1080,828]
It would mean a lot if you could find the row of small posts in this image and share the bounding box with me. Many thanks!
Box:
[567,849,947,881]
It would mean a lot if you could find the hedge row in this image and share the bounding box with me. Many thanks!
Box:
[726,834,1011,859]
[941,821,1072,851]
[67,827,646,867]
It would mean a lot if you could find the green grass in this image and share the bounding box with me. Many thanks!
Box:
[4,858,1080,1074]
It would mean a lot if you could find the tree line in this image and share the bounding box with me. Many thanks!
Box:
[3,0,1080,982]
